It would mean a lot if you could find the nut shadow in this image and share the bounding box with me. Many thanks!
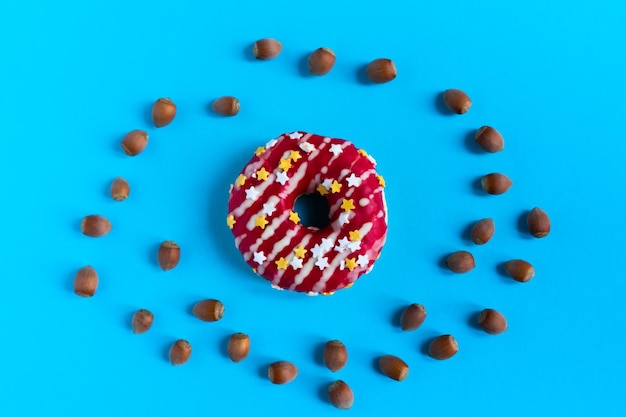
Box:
[317,382,330,404]
[298,52,313,78]
[471,177,485,196]
[314,341,327,367]
[496,261,517,285]
[420,337,437,357]
[162,340,172,363]
[438,254,455,275]
[461,221,476,245]
[219,334,231,360]
[434,92,454,116]
[355,63,372,85]
[125,310,135,332]
[391,305,406,329]
[257,364,269,380]
[143,102,154,128]
[148,242,161,269]
[464,129,483,154]
[517,210,533,239]
[467,311,482,330]
[243,43,257,61]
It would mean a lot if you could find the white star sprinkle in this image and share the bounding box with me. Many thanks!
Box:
[253,251,267,264]
[299,142,315,153]
[320,237,334,252]
[346,173,362,187]
[315,257,329,270]
[245,186,260,200]
[357,254,369,268]
[338,212,350,225]
[306,291,319,296]
[311,244,324,258]
[329,143,343,157]
[334,237,350,253]
[265,138,278,149]
[271,284,283,290]
[290,257,303,269]
[288,132,303,139]
[322,179,333,189]
[339,260,346,271]
[276,171,289,185]
[348,240,361,253]
[262,203,276,216]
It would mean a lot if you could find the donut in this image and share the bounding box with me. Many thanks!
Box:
[226,131,388,295]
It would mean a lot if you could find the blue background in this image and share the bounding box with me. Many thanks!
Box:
[1,0,625,415]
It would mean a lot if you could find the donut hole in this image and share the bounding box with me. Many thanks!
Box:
[293,193,331,229]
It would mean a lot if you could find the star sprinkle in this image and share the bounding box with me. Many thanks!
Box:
[254,146,266,156]
[289,131,303,139]
[345,257,357,271]
[275,257,288,270]
[357,149,368,157]
[329,143,343,157]
[278,158,292,172]
[311,243,324,258]
[294,246,307,259]
[317,184,329,196]
[226,214,236,229]
[289,150,302,162]
[245,186,260,200]
[266,138,278,149]
[253,251,267,264]
[236,174,246,187]
[377,174,386,187]
[322,179,333,189]
[289,211,300,224]
[338,212,350,225]
[334,237,350,253]
[348,240,361,252]
[349,230,361,242]
[330,180,342,194]
[315,257,329,270]
[300,142,315,153]
[256,167,270,181]
[276,171,289,185]
[357,254,370,268]
[255,215,269,229]
[290,257,303,269]
[262,203,276,216]
[341,198,355,213]
[321,238,334,252]
[346,173,362,187]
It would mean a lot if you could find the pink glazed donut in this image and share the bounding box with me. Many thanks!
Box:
[226,132,388,295]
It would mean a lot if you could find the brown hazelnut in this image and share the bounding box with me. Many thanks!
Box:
[74,266,98,297]
[308,47,336,76]
[378,355,409,381]
[121,130,148,156]
[169,339,191,365]
[212,96,240,116]
[428,335,458,360]
[323,340,348,372]
[471,218,495,245]
[477,309,508,334]
[132,309,154,334]
[475,126,504,152]
[443,89,472,114]
[400,303,427,331]
[366,58,396,83]
[152,98,176,127]
[110,177,130,201]
[527,207,551,238]
[504,259,535,282]
[157,240,180,271]
[227,333,250,362]
[446,251,475,273]
[268,361,298,384]
[328,380,354,410]
[192,299,224,322]
[81,215,112,237]
[252,38,282,60]
[481,173,512,195]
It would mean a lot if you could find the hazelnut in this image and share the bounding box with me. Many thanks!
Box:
[268,361,298,384]
[169,339,191,365]
[252,38,282,60]
[378,355,409,381]
[323,340,348,372]
[110,177,130,201]
[400,303,427,331]
[74,266,98,297]
[477,309,508,334]
[471,218,495,245]
[81,215,112,237]
[192,299,224,322]
[328,380,354,410]
[428,335,458,360]
[527,207,551,238]
[475,126,504,152]
[157,240,180,271]
[504,259,535,282]
[132,309,154,334]
[308,47,336,76]
[366,58,396,83]
[443,89,472,114]
[227,333,250,362]
[446,251,475,273]
[121,130,149,156]
[152,98,176,128]
[481,173,512,195]
[212,96,240,116]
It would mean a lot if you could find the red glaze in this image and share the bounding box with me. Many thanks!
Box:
[227,132,388,295]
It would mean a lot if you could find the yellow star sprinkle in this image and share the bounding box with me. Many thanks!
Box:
[278,158,292,172]
[341,198,355,213]
[254,146,266,156]
[321,291,335,296]
[226,215,236,229]
[330,180,342,194]
[252,268,257,273]
[256,167,270,181]
[349,230,361,242]
[289,150,302,162]
[358,149,368,157]
[236,174,246,187]
[316,184,329,196]
[345,258,357,271]
[289,211,300,224]
[255,215,269,229]
[344,282,354,289]
[294,245,307,259]
[377,174,385,187]
[275,257,288,270]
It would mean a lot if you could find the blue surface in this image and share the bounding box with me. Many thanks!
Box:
[1,0,625,415]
